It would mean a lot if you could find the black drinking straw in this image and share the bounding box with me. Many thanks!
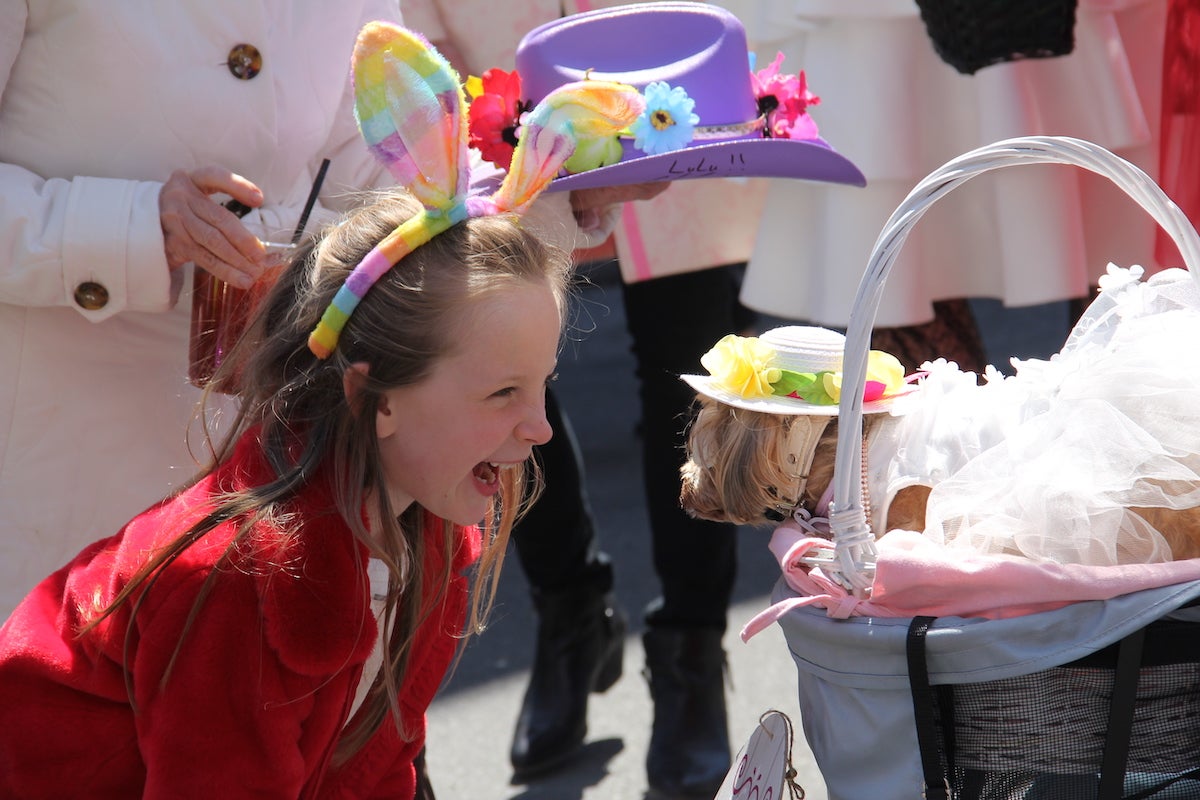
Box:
[291,158,331,245]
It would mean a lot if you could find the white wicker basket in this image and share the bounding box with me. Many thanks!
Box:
[774,136,1200,800]
[811,135,1200,593]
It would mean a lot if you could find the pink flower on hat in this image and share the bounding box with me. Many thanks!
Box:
[751,52,821,141]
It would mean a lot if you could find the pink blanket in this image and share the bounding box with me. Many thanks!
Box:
[741,522,1200,641]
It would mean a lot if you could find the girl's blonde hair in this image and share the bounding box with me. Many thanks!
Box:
[96,190,571,761]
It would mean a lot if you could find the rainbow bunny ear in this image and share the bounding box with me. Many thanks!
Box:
[488,80,645,215]
[352,21,470,208]
[309,22,471,359]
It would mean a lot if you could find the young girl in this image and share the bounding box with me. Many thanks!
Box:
[0,22,644,798]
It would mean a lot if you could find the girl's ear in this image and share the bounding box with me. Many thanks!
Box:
[343,361,390,427]
[342,362,370,406]
[374,390,397,439]
[344,362,398,438]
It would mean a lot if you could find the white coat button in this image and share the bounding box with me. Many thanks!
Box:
[227,44,263,80]
[74,281,109,310]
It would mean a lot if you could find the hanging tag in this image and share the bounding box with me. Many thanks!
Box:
[714,709,805,799]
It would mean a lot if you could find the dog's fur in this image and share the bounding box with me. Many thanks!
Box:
[680,396,929,533]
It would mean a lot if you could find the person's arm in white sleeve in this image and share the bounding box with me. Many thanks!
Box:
[0,4,172,321]
[0,163,173,322]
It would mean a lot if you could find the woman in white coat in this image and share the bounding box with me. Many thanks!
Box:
[0,0,413,618]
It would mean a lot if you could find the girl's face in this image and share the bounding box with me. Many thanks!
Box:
[374,278,560,527]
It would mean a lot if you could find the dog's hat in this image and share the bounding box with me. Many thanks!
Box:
[682,326,910,416]
[502,2,865,191]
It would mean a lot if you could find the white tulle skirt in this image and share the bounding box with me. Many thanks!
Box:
[876,265,1200,566]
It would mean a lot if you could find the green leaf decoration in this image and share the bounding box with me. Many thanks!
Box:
[770,370,837,405]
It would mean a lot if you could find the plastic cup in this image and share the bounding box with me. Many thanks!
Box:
[188,245,291,390]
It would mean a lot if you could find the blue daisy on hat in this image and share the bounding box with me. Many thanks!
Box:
[630,81,699,155]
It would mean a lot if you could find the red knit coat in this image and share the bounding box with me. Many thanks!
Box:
[0,431,481,798]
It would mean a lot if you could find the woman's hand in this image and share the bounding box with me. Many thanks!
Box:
[569,181,670,215]
[568,181,671,240]
[159,166,268,288]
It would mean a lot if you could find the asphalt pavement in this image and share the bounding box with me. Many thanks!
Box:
[424,261,1072,799]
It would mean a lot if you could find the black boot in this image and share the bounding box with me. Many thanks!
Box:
[643,627,731,797]
[510,585,627,778]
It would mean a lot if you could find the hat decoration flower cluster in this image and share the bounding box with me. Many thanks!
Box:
[701,334,907,406]
[465,51,820,173]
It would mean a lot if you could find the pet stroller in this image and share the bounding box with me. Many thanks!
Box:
[754,136,1200,800]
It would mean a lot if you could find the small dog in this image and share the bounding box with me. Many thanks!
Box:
[679,322,1200,565]
[678,325,929,537]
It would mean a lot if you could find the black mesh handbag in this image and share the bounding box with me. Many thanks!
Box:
[913,0,1078,75]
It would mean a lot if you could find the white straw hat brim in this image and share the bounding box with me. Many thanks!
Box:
[682,374,900,416]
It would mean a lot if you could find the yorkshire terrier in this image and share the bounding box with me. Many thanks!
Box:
[679,324,1200,564]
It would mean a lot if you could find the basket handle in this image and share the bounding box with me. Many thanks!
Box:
[821,136,1200,592]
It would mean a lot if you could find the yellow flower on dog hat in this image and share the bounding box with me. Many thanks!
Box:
[683,326,909,416]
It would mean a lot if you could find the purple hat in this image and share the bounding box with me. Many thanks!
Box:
[514,2,866,192]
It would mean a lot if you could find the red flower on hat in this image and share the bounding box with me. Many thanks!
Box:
[751,52,821,141]
[467,68,531,170]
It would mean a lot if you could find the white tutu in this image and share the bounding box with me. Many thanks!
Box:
[872,265,1200,566]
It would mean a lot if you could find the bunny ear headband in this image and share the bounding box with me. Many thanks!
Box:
[308,21,645,359]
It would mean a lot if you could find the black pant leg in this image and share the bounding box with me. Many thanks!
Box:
[620,266,748,632]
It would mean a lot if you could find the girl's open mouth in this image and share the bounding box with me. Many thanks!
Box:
[473,461,502,497]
